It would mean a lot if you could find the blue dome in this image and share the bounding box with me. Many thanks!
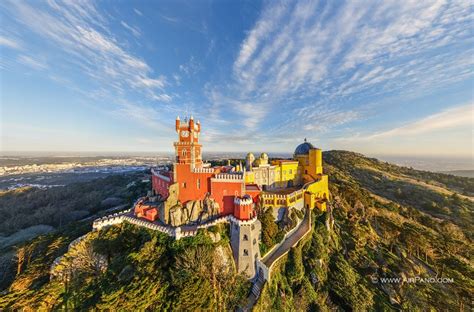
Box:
[294,140,314,155]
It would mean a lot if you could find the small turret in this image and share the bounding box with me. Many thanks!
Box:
[175,116,180,132]
[245,153,255,171]
[230,195,261,278]
[234,195,254,220]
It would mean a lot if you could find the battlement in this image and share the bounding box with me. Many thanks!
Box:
[151,168,171,182]
[213,173,243,181]
[173,141,201,146]
[229,214,258,226]
[192,167,215,174]
[234,196,253,206]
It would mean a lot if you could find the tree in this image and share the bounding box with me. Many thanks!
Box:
[259,208,278,249]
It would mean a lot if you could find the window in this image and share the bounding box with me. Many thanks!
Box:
[251,224,255,230]
[243,249,249,256]
[253,238,257,245]
[182,182,186,188]
[305,170,308,174]
[182,149,187,157]
[197,179,200,189]
[243,234,249,241]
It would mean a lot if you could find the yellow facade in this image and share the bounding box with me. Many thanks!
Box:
[244,140,329,212]
[261,189,305,209]
[271,160,300,188]
[244,171,255,184]
[305,175,329,199]
[295,148,323,178]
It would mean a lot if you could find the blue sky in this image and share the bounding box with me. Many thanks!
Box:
[1,0,473,157]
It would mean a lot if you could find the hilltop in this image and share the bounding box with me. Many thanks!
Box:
[0,151,473,311]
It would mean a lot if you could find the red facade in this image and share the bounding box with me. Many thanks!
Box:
[175,163,215,203]
[134,198,159,222]
[210,179,244,215]
[152,169,173,199]
[233,205,254,220]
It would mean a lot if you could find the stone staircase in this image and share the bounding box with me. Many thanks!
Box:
[251,270,266,298]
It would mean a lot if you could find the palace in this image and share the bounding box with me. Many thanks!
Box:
[134,116,329,277]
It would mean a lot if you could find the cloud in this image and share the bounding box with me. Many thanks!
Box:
[210,0,473,140]
[152,93,172,103]
[158,14,180,24]
[112,101,169,132]
[179,56,203,76]
[0,36,21,49]
[17,55,48,70]
[133,8,142,16]
[367,103,473,140]
[136,76,166,89]
[3,1,167,95]
[120,21,141,37]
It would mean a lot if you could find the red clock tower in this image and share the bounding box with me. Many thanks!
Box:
[173,116,214,205]
[174,116,202,168]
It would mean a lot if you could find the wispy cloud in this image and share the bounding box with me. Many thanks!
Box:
[209,0,473,141]
[120,21,141,37]
[364,103,473,140]
[158,14,180,24]
[2,0,170,129]
[0,36,21,49]
[17,54,48,70]
[179,56,203,76]
[133,8,142,16]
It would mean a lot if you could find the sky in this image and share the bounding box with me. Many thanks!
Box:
[0,0,473,158]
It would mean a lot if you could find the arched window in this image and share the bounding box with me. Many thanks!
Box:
[243,249,249,256]
[243,234,249,241]
[182,149,187,157]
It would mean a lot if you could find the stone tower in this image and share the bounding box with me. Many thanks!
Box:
[230,196,261,278]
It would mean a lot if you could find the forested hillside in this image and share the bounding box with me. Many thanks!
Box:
[253,151,473,310]
[1,151,472,311]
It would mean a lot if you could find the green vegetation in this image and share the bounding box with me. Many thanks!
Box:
[0,223,249,311]
[0,172,149,237]
[1,151,473,311]
[258,207,295,256]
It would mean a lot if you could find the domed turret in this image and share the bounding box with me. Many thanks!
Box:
[294,138,315,156]
[245,153,255,170]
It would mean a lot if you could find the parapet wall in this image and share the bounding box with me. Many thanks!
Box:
[93,210,233,240]
[212,173,243,181]
[192,167,215,173]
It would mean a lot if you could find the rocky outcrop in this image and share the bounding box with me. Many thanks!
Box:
[167,194,220,227]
